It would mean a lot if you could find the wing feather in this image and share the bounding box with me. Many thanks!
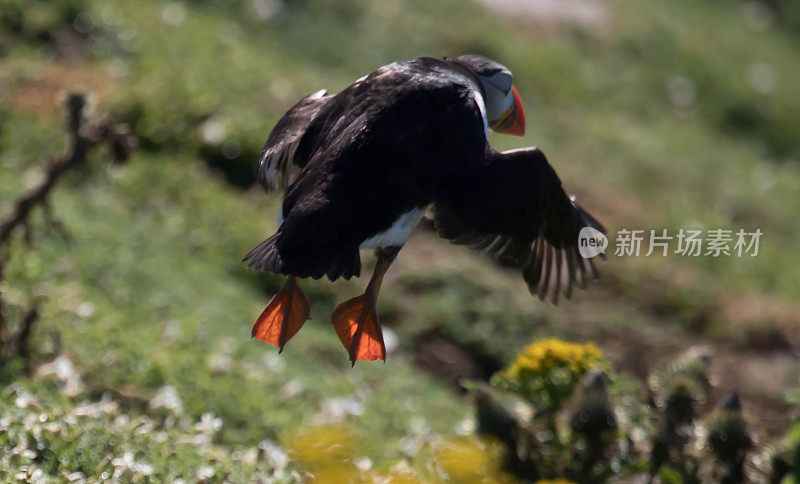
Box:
[433,147,605,304]
[257,89,330,191]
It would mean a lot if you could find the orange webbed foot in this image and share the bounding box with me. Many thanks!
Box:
[252,277,310,352]
[331,294,386,365]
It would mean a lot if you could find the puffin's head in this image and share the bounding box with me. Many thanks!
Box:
[445,54,526,136]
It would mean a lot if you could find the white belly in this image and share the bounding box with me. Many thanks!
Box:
[360,208,425,249]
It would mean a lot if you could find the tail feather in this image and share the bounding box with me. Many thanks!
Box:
[243,232,285,273]
[243,231,361,281]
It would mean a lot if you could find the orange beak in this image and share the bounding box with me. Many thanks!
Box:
[505,85,525,136]
[489,85,526,136]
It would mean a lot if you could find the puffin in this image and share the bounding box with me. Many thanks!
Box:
[244,55,605,365]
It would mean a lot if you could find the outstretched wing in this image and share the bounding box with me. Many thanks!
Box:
[432,147,605,304]
[258,89,331,191]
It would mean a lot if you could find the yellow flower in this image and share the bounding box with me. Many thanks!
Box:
[311,464,368,483]
[378,471,429,484]
[285,424,358,469]
[436,436,512,483]
[504,339,603,378]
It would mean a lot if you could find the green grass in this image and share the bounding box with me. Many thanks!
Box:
[2,0,800,479]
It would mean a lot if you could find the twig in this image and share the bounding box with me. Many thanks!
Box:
[0,255,6,343]
[14,305,39,362]
[0,93,136,363]
[0,94,135,247]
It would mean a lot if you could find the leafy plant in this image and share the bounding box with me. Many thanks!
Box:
[475,338,795,482]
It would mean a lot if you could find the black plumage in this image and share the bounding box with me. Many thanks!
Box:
[244,55,604,304]
[432,147,605,303]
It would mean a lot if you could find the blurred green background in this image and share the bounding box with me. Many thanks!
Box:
[1,0,799,481]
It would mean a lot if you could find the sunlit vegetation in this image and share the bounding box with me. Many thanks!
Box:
[2,0,800,480]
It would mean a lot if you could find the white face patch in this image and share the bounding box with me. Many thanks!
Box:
[458,75,489,135]
[484,70,512,93]
[473,90,489,135]
[502,146,538,155]
[360,208,425,249]
[480,79,514,123]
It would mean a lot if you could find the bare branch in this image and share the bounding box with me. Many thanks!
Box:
[0,256,6,343]
[0,92,137,364]
[0,93,136,248]
[14,305,39,362]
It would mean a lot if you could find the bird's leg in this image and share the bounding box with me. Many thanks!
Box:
[332,247,399,365]
[251,276,310,352]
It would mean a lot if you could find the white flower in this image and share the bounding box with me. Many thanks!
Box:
[178,434,212,447]
[161,2,186,26]
[35,356,85,397]
[15,393,40,410]
[258,439,289,470]
[207,353,232,373]
[196,465,215,480]
[280,379,304,399]
[454,417,475,436]
[263,353,285,373]
[64,471,86,482]
[111,452,153,478]
[200,118,227,145]
[113,415,130,430]
[314,396,364,424]
[76,302,95,318]
[149,385,183,415]
[194,413,223,434]
[354,457,372,471]
[74,396,118,418]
